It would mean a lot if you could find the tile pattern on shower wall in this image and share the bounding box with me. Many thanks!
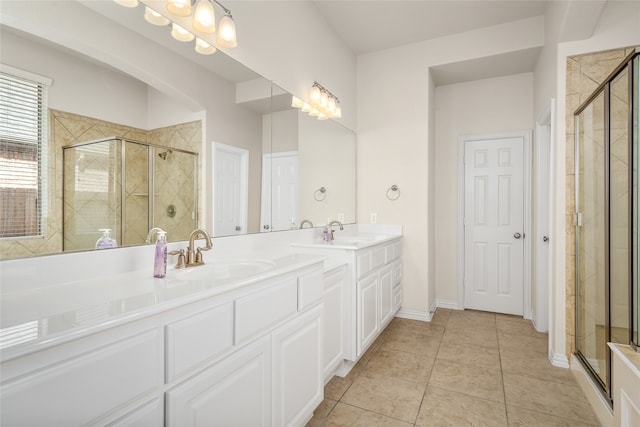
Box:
[565,47,636,356]
[0,109,201,258]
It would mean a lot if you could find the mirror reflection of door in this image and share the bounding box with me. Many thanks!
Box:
[214,143,248,237]
[261,152,298,232]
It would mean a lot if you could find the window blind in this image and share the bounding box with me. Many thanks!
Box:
[0,66,50,238]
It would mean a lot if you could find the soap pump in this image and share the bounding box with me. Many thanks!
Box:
[96,229,118,249]
[154,231,167,278]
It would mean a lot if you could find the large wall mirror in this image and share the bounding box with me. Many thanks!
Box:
[0,0,356,260]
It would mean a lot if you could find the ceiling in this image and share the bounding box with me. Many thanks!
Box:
[311,0,549,55]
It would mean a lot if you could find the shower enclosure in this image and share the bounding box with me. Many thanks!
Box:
[575,48,639,400]
[63,137,198,251]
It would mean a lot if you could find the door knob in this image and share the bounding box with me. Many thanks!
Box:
[263,225,270,230]
[514,232,522,239]
[543,236,549,242]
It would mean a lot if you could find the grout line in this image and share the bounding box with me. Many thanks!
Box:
[496,317,510,426]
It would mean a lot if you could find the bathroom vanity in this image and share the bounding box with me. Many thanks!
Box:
[0,254,326,426]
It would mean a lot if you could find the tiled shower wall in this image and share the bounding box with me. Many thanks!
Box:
[565,47,636,356]
[0,109,201,258]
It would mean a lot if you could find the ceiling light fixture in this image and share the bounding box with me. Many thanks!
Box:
[114,0,238,55]
[292,82,342,120]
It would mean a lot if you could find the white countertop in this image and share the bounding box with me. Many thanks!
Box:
[0,253,324,360]
[291,233,401,250]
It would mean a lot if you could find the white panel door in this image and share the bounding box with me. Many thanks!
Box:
[214,143,248,237]
[261,152,298,232]
[464,137,524,315]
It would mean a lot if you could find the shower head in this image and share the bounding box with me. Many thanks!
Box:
[158,149,173,160]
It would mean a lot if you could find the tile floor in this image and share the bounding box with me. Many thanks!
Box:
[307,308,601,426]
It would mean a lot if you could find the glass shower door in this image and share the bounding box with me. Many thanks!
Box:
[576,90,608,386]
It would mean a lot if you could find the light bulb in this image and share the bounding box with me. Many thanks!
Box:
[310,86,321,103]
[216,14,237,48]
[195,38,217,55]
[166,0,191,16]
[144,7,170,26]
[171,23,195,42]
[291,96,304,108]
[114,0,139,7]
[193,0,216,33]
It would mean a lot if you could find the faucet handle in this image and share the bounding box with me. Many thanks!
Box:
[168,249,186,269]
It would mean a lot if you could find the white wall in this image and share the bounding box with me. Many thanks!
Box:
[358,17,544,317]
[434,73,534,304]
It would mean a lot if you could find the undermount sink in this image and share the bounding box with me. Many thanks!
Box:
[174,259,276,281]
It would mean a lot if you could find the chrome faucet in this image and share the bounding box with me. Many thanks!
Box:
[299,219,314,229]
[145,227,166,244]
[186,229,213,266]
[327,219,343,241]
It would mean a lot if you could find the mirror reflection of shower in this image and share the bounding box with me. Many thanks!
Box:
[158,149,173,160]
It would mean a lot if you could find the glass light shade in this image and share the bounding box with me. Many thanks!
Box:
[216,14,237,48]
[193,0,216,33]
[309,86,321,103]
[332,104,342,118]
[301,103,312,113]
[309,108,320,117]
[318,112,329,120]
[171,23,195,42]
[195,38,217,55]
[166,0,191,16]
[320,91,328,107]
[114,0,139,7]
[327,97,336,113]
[144,7,170,26]
[291,96,304,108]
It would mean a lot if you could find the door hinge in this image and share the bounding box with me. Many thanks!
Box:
[575,212,583,227]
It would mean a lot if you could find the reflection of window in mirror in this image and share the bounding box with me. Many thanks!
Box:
[0,66,52,239]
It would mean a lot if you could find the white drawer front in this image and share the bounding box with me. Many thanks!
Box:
[393,286,402,311]
[166,302,234,381]
[298,269,324,311]
[370,246,386,271]
[385,241,402,264]
[356,251,371,279]
[235,278,298,343]
[393,260,402,286]
[0,328,162,426]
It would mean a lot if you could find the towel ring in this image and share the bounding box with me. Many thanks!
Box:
[386,185,400,201]
[314,186,327,201]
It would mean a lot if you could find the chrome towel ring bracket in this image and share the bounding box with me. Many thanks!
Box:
[314,186,326,201]
[386,185,400,200]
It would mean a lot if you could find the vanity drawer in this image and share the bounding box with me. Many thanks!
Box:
[235,277,298,344]
[356,251,371,279]
[0,328,163,426]
[166,302,234,381]
[298,268,324,311]
[370,246,386,271]
[385,241,402,264]
[393,260,402,286]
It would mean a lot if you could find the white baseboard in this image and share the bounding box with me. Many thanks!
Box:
[570,354,613,427]
[549,351,570,368]
[396,309,432,322]
[436,299,463,310]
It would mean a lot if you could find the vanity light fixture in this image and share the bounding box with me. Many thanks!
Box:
[114,0,238,54]
[291,82,342,120]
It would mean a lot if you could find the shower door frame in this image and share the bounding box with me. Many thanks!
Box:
[574,48,639,402]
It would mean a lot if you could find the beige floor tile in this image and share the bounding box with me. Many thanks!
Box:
[436,340,501,370]
[496,317,546,337]
[500,350,577,386]
[416,386,508,427]
[506,405,599,426]
[364,349,435,384]
[498,332,548,356]
[342,371,426,423]
[503,373,599,424]
[390,318,446,337]
[429,358,505,403]
[442,325,499,349]
[323,403,413,427]
[325,373,357,401]
[381,330,442,357]
[305,398,338,427]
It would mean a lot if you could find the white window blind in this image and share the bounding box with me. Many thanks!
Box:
[0,65,51,238]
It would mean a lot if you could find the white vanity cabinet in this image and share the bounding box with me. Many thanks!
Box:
[322,265,346,382]
[0,261,325,427]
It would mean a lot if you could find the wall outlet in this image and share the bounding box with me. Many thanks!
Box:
[370,213,377,224]
[337,213,344,222]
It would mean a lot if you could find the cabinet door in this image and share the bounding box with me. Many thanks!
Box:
[357,274,379,356]
[107,398,163,427]
[166,336,271,427]
[272,305,324,427]
[379,266,394,328]
[323,268,345,381]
